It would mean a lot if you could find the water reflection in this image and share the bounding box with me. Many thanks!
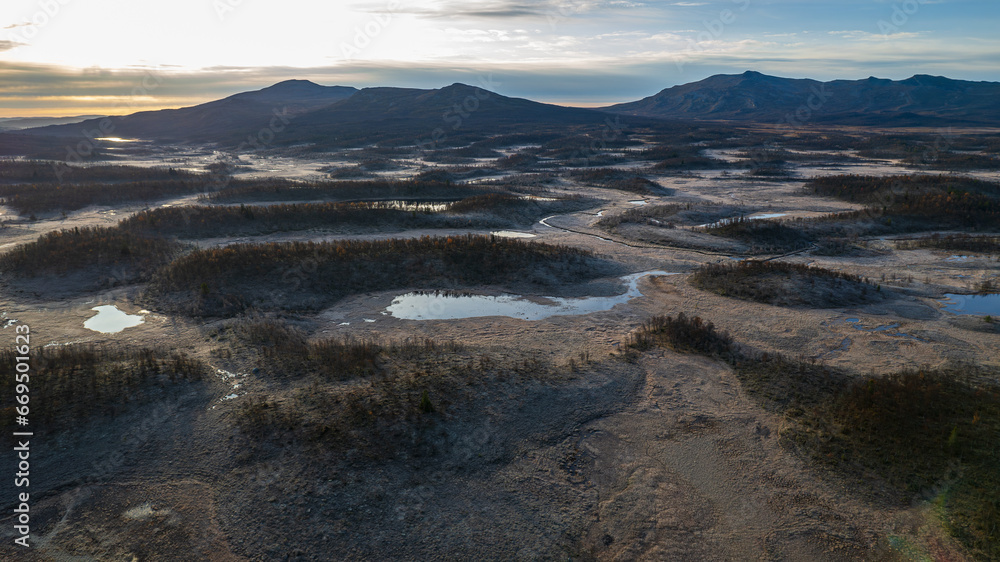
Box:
[386,270,676,320]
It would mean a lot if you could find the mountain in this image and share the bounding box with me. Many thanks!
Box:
[17,80,358,142]
[603,71,1000,126]
[0,115,105,131]
[274,83,609,145]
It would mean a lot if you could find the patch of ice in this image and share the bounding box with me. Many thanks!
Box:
[491,231,536,239]
[83,305,144,334]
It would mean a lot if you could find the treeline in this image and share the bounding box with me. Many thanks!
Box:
[0,178,212,215]
[897,233,1000,254]
[596,204,682,229]
[228,316,461,382]
[626,314,1000,559]
[0,226,182,279]
[234,336,555,458]
[119,195,579,238]
[703,216,812,254]
[0,160,199,184]
[803,174,1000,235]
[146,235,608,315]
[568,168,661,193]
[0,345,205,436]
[809,174,999,203]
[205,178,493,203]
[690,260,879,307]
[121,201,466,238]
[806,368,1000,559]
[643,144,721,170]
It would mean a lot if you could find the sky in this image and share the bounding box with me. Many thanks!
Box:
[1,0,998,117]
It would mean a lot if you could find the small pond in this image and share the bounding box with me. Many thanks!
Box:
[940,293,1000,316]
[386,271,676,320]
[84,305,144,333]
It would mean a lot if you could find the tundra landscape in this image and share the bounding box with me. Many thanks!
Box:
[1,1,999,560]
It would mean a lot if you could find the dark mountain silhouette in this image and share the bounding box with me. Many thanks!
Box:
[9,82,612,149]
[274,83,611,146]
[603,71,1000,126]
[17,80,358,142]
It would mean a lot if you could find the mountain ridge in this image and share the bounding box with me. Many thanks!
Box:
[601,71,1000,126]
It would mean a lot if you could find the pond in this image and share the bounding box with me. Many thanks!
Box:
[385,270,676,320]
[84,305,144,333]
[940,293,1000,316]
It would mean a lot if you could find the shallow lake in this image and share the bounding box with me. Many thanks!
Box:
[84,305,144,333]
[940,293,1000,316]
[386,270,676,320]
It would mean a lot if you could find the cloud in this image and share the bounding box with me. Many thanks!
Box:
[392,1,558,18]
[0,40,22,52]
[828,29,924,40]
[389,0,644,19]
[2,30,999,118]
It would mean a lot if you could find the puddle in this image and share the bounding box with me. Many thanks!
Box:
[628,200,648,206]
[940,293,1000,316]
[491,231,536,239]
[843,318,924,341]
[386,270,677,320]
[83,305,144,333]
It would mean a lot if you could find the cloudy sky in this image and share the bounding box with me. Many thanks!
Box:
[1,0,997,117]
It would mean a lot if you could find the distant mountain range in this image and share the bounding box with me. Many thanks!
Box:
[5,72,999,154]
[15,80,604,148]
[0,115,105,131]
[603,71,1000,126]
